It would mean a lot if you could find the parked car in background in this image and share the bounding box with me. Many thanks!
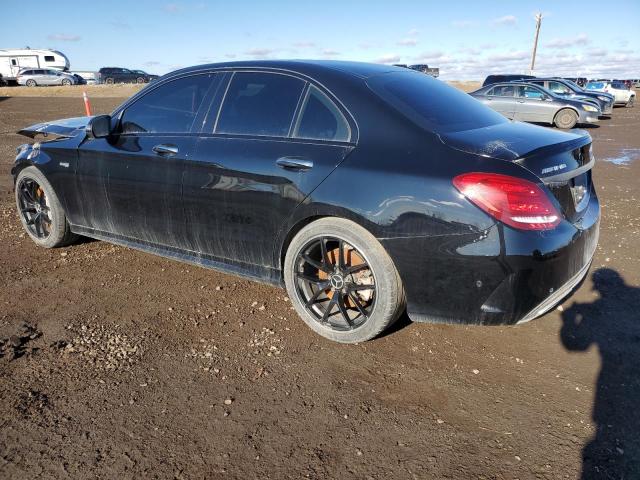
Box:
[632,79,640,88]
[98,67,154,84]
[585,81,635,107]
[0,73,6,86]
[516,78,614,115]
[131,69,159,81]
[17,69,77,86]
[408,64,439,78]
[11,61,599,343]
[70,71,98,85]
[482,74,536,87]
[562,77,587,87]
[0,48,70,82]
[470,82,601,128]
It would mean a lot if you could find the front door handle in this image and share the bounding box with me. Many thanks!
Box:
[153,144,179,156]
[517,100,526,103]
[276,157,313,171]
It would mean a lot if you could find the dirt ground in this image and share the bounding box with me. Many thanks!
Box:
[1,92,639,480]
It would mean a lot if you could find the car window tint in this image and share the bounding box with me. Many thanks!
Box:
[216,72,305,137]
[517,86,544,99]
[489,85,515,97]
[548,81,570,94]
[120,74,213,134]
[294,85,350,142]
[369,71,507,134]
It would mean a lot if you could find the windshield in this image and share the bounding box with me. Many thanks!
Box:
[367,71,507,133]
[586,82,604,90]
[561,79,581,91]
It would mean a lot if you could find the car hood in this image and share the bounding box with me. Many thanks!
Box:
[17,116,92,139]
[439,121,591,162]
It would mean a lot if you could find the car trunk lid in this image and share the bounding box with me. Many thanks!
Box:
[439,121,594,224]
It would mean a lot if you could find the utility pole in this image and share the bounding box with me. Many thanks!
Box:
[529,13,543,75]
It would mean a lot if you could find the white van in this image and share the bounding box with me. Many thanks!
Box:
[0,49,70,81]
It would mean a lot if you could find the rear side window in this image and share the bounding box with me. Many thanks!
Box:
[369,71,507,134]
[517,85,545,99]
[294,85,350,142]
[44,56,55,62]
[120,74,213,134]
[488,85,515,97]
[216,72,305,137]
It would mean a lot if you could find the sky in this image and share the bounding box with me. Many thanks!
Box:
[1,0,639,80]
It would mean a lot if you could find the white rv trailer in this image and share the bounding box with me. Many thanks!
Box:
[0,49,70,81]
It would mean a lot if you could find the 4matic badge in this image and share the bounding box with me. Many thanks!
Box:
[541,163,567,175]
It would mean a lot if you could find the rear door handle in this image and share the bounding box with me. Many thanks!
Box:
[153,144,179,156]
[517,100,525,103]
[276,157,313,171]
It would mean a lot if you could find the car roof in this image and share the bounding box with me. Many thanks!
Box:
[168,60,400,80]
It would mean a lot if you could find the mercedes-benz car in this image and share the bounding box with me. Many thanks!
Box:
[470,82,601,128]
[12,61,600,343]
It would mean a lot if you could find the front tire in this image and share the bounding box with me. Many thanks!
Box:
[554,108,578,129]
[61,78,71,86]
[284,218,405,343]
[15,167,78,248]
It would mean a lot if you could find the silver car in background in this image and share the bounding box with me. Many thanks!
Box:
[470,82,601,129]
[16,69,77,87]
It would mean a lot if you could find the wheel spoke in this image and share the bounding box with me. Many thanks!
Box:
[21,207,37,214]
[348,292,370,319]
[345,263,368,275]
[338,239,345,269]
[296,272,330,287]
[348,283,375,292]
[301,254,331,274]
[319,237,332,270]
[21,183,36,204]
[337,293,354,329]
[321,295,338,323]
[305,285,328,308]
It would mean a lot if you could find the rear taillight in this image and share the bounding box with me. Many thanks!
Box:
[453,172,561,231]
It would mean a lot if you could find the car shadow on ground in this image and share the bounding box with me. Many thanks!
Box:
[560,267,640,479]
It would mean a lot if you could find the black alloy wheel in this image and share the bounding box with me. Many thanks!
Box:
[294,236,376,332]
[17,177,52,239]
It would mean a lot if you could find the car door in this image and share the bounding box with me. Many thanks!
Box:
[484,85,516,119]
[182,71,356,271]
[73,73,217,248]
[514,85,554,123]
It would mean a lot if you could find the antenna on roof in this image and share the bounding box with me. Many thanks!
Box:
[529,13,542,75]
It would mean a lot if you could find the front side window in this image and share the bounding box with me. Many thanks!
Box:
[548,81,571,94]
[44,55,55,62]
[120,74,213,134]
[517,85,545,99]
[216,72,305,137]
[294,85,350,142]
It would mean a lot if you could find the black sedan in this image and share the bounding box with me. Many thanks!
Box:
[12,61,600,343]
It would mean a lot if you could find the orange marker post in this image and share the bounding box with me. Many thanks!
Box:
[82,91,92,116]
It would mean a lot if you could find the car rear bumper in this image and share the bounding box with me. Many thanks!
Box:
[381,187,600,326]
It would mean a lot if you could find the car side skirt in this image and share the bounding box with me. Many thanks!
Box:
[70,224,283,287]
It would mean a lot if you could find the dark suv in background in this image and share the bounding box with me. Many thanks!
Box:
[98,67,156,84]
[482,74,535,87]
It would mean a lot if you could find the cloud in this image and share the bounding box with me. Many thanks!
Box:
[321,49,341,57]
[397,38,418,47]
[407,28,419,36]
[47,33,81,42]
[376,54,401,64]
[109,18,130,30]
[144,61,160,67]
[245,48,275,58]
[414,50,445,62]
[451,20,475,28]
[544,33,590,48]
[163,3,180,12]
[492,15,517,26]
[224,53,237,59]
[487,50,529,62]
[293,41,316,48]
[589,48,608,58]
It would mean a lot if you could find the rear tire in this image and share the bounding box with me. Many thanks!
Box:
[25,79,36,87]
[284,218,405,343]
[15,166,78,248]
[105,78,114,85]
[554,108,578,129]
[626,96,635,108]
[136,77,144,84]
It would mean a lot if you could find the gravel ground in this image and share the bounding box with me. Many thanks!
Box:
[0,93,639,479]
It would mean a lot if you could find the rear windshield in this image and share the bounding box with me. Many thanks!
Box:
[368,71,507,134]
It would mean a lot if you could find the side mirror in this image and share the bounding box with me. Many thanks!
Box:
[86,114,111,139]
